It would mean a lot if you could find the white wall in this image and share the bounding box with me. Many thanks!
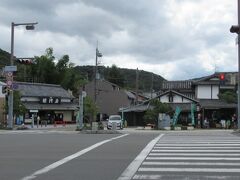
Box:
[212,85,219,99]
[160,95,169,103]
[197,85,219,99]
[160,94,191,103]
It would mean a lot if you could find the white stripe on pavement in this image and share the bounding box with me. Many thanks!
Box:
[149,153,240,156]
[153,146,240,149]
[158,140,240,142]
[21,133,129,180]
[117,134,165,180]
[138,167,240,173]
[142,161,240,166]
[133,174,235,180]
[152,149,240,152]
[146,157,240,160]
[156,143,240,146]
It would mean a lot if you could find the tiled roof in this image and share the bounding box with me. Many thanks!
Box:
[120,104,152,112]
[162,80,193,90]
[16,82,74,98]
[199,99,237,109]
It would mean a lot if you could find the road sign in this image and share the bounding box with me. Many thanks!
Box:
[12,83,18,90]
[6,72,13,77]
[82,91,87,97]
[6,80,13,87]
[4,66,17,72]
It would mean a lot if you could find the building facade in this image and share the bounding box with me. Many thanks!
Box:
[16,82,78,124]
[122,72,237,128]
[84,80,133,120]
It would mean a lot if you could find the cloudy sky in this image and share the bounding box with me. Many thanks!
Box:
[0,0,238,80]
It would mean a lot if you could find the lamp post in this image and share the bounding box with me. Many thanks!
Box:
[7,22,38,129]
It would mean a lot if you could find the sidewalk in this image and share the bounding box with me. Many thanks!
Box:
[19,124,77,131]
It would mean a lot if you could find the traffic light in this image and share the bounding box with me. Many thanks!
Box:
[219,73,225,85]
[16,58,33,65]
[26,25,35,30]
[2,86,8,94]
[230,25,240,34]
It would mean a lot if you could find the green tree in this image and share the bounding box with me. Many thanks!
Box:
[106,64,124,87]
[13,91,27,116]
[83,96,98,123]
[143,99,172,127]
[218,90,237,103]
[31,48,58,84]
[5,91,27,117]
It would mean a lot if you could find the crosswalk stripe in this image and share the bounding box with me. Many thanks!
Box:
[138,167,240,173]
[152,149,240,152]
[149,153,240,156]
[119,133,240,180]
[142,161,240,166]
[158,140,240,142]
[156,143,240,146]
[132,174,236,180]
[146,157,240,160]
[153,146,240,149]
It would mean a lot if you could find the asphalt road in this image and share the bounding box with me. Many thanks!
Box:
[0,130,157,180]
[0,130,239,180]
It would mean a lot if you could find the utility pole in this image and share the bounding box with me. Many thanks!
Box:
[230,0,240,129]
[94,47,97,103]
[135,68,139,105]
[78,87,84,130]
[150,72,153,99]
[93,43,102,122]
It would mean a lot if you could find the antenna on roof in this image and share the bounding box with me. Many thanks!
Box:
[213,59,219,73]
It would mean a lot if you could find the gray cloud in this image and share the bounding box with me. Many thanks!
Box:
[0,0,237,80]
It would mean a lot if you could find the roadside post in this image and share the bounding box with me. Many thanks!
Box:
[30,110,38,128]
[78,88,86,130]
[230,0,240,129]
[4,66,17,129]
[31,114,34,128]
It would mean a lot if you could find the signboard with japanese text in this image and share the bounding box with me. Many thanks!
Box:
[39,97,61,104]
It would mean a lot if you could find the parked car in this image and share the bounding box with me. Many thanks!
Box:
[107,115,123,130]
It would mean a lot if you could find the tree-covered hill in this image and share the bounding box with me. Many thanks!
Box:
[0,49,11,66]
[74,65,165,92]
[0,48,165,93]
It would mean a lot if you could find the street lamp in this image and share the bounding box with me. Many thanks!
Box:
[7,22,38,129]
[230,0,240,129]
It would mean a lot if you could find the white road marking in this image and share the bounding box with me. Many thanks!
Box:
[156,143,240,146]
[146,157,240,160]
[138,167,240,173]
[159,140,240,142]
[154,146,240,149]
[21,133,129,180]
[152,149,240,152]
[133,174,235,180]
[142,161,240,166]
[117,134,165,180]
[149,153,240,156]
